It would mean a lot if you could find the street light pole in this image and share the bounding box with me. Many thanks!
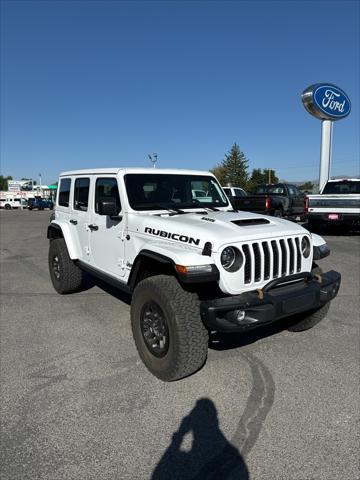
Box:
[38,173,42,197]
[148,153,158,168]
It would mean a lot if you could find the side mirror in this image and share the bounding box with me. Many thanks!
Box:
[98,200,122,220]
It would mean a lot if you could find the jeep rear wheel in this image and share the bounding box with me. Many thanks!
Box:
[131,275,209,381]
[48,238,83,294]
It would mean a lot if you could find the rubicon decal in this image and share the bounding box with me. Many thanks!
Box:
[144,227,200,246]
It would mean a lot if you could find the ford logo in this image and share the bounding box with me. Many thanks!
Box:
[302,83,351,121]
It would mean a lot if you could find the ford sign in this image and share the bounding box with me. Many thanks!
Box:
[302,83,351,121]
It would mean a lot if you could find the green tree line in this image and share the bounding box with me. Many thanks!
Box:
[0,176,13,191]
[210,143,279,193]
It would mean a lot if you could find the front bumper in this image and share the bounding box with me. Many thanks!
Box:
[200,270,341,332]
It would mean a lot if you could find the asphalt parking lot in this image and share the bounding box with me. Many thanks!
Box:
[0,210,359,480]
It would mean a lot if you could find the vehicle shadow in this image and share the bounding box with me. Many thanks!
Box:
[151,398,249,480]
[84,274,131,304]
[303,222,360,236]
[209,319,289,352]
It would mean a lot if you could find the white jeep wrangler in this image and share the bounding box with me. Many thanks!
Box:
[48,168,341,381]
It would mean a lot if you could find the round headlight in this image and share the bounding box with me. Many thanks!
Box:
[301,236,311,258]
[220,246,243,272]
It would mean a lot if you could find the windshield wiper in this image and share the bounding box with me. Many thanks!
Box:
[145,203,189,215]
[191,199,220,211]
[175,199,221,211]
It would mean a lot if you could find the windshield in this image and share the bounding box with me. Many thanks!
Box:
[322,181,360,194]
[125,174,229,210]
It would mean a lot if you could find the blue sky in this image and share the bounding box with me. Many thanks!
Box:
[1,0,359,185]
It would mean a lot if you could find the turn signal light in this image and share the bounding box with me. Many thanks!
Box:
[175,264,213,275]
[175,265,188,275]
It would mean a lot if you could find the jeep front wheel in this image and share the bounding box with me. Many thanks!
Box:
[131,275,209,381]
[287,302,330,332]
[287,265,331,332]
[48,238,83,294]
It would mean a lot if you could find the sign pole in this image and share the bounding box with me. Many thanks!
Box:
[319,120,333,193]
[301,83,350,193]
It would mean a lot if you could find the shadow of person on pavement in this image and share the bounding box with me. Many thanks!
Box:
[151,398,249,480]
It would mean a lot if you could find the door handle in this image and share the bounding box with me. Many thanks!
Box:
[88,224,99,231]
[70,219,78,225]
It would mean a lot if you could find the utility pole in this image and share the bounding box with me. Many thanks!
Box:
[268,169,271,184]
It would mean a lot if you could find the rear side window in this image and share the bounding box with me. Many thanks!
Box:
[74,178,90,211]
[58,178,71,207]
[95,178,121,214]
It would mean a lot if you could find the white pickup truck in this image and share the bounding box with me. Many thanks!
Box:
[47,168,341,381]
[306,179,360,231]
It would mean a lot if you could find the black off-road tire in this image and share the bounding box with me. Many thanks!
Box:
[287,302,330,332]
[287,264,330,332]
[273,209,283,218]
[131,275,209,381]
[48,238,83,294]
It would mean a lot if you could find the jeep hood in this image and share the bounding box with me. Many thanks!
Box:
[130,210,309,252]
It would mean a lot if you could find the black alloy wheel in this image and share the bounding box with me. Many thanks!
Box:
[140,301,169,357]
[52,254,61,280]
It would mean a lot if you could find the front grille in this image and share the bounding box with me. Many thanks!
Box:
[243,237,302,284]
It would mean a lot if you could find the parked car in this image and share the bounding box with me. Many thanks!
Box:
[222,186,247,207]
[223,186,247,199]
[306,178,360,231]
[28,198,54,210]
[233,183,306,219]
[47,168,340,381]
[0,197,27,209]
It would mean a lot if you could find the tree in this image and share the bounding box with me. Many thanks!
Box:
[211,143,249,189]
[298,181,314,192]
[210,165,227,185]
[0,175,13,191]
[247,168,278,192]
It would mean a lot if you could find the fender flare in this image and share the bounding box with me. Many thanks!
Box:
[127,250,174,291]
[47,222,80,260]
[128,248,219,291]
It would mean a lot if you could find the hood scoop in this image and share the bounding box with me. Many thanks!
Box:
[231,218,270,227]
